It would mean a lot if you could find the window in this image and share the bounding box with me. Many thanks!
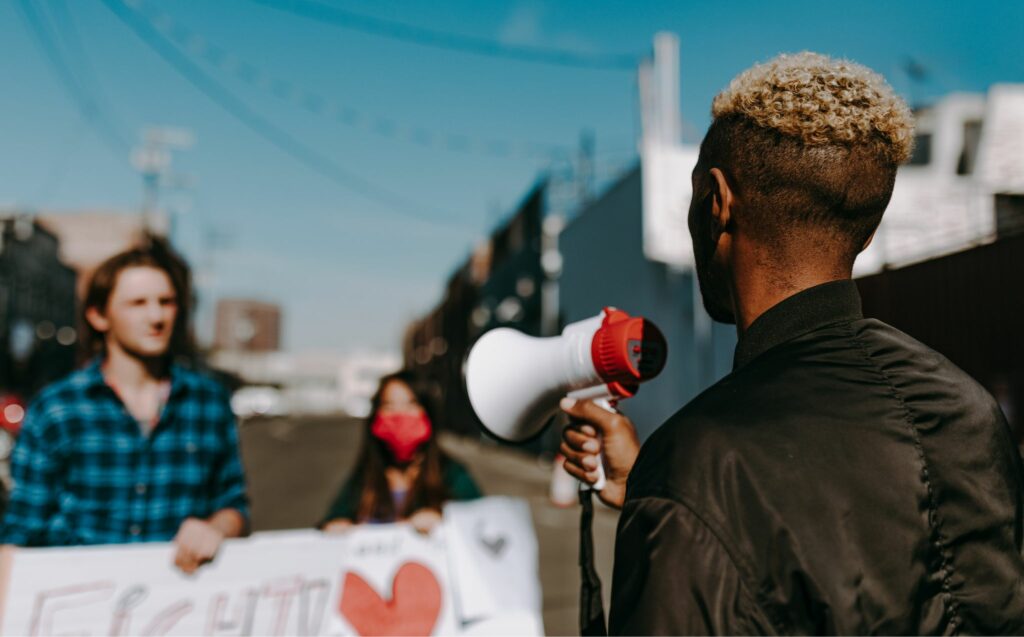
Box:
[956,120,983,175]
[996,194,1024,237]
[907,133,932,166]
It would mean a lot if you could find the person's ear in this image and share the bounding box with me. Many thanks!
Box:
[708,167,734,240]
[85,306,110,334]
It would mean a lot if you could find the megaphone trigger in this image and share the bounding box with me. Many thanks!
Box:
[561,414,607,492]
[561,393,621,491]
[584,398,618,492]
[586,454,608,492]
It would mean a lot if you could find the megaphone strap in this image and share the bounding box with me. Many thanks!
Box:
[578,489,608,636]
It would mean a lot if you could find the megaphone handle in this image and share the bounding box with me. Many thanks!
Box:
[580,398,616,492]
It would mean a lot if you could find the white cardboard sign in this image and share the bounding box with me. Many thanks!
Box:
[443,498,540,624]
[0,497,542,636]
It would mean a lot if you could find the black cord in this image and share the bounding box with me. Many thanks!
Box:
[579,488,608,636]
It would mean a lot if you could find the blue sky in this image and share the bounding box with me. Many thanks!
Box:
[2,0,1022,353]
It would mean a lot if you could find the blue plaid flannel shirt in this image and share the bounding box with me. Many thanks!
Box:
[0,359,249,546]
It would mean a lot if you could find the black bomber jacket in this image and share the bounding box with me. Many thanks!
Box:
[609,280,1024,635]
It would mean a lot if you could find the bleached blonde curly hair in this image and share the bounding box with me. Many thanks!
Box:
[711,52,913,164]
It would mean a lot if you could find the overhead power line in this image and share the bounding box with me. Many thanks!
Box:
[249,0,640,71]
[17,0,130,157]
[128,0,572,160]
[25,1,106,204]
[48,0,118,121]
[102,0,469,228]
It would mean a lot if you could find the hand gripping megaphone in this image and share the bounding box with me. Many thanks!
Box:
[465,308,667,488]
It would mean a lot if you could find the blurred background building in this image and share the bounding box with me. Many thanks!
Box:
[209,297,401,419]
[214,298,282,352]
[35,210,170,294]
[855,85,1024,274]
[210,348,401,419]
[209,298,400,419]
[0,215,77,400]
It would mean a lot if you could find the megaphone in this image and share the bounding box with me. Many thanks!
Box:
[465,307,667,479]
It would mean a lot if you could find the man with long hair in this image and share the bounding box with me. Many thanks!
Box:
[561,53,1024,633]
[0,240,249,574]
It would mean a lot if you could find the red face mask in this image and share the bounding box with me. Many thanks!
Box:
[371,412,432,463]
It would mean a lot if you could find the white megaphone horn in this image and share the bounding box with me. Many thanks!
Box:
[465,308,667,488]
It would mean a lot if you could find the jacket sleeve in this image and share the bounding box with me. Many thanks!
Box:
[609,495,776,636]
[0,399,67,546]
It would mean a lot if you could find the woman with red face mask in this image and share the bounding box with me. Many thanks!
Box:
[320,371,481,535]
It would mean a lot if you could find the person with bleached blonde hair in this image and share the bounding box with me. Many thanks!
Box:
[561,52,1024,634]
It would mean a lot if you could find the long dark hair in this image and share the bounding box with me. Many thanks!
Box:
[352,370,451,522]
[80,236,194,362]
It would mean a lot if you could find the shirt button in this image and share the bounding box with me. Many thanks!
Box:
[129,524,142,536]
[186,443,198,454]
[135,483,147,495]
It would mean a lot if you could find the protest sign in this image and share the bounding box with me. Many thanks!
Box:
[0,497,542,636]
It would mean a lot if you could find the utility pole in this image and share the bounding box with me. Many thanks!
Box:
[131,126,194,239]
[198,224,232,350]
[576,129,595,206]
[638,33,681,148]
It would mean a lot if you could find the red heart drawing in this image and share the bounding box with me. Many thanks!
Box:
[339,562,443,636]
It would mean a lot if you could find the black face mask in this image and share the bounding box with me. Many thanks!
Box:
[688,172,736,325]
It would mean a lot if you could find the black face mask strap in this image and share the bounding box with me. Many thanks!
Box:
[579,489,607,636]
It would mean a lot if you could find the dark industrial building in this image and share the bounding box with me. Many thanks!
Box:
[0,216,78,399]
[858,229,1024,444]
[403,183,548,437]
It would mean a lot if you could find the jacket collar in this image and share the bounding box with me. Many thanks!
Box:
[733,279,863,371]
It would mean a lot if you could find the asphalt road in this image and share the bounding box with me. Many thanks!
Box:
[238,415,619,636]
